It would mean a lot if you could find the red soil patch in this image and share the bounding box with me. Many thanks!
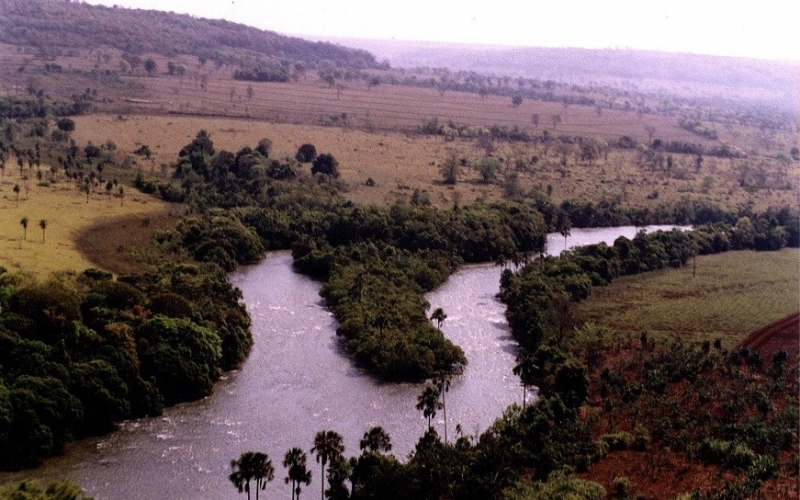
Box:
[578,449,738,499]
[736,312,800,360]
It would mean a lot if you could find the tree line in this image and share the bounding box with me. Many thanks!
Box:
[0,262,251,470]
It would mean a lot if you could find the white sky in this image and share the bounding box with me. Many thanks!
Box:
[82,0,799,61]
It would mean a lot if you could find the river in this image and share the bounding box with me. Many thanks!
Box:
[0,226,680,499]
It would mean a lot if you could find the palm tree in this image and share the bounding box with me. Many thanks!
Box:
[434,375,452,443]
[556,211,571,254]
[39,219,47,243]
[230,453,255,500]
[430,308,447,332]
[13,184,20,206]
[311,430,344,500]
[513,349,538,408]
[20,216,28,240]
[415,384,441,429]
[230,451,275,500]
[359,426,392,454]
[284,447,311,500]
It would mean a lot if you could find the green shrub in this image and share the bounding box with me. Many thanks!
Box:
[601,432,633,451]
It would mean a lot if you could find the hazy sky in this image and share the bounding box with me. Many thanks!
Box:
[83,0,799,61]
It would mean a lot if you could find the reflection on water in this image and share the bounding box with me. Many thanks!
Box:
[0,226,680,500]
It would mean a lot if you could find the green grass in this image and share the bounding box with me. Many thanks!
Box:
[576,249,800,347]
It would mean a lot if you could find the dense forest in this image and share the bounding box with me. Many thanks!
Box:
[0,0,381,70]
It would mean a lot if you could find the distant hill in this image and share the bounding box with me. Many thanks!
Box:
[0,0,380,69]
[327,38,799,113]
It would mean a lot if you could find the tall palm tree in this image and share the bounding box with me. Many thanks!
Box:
[20,216,28,240]
[284,447,311,500]
[434,375,452,443]
[230,451,274,500]
[311,430,344,500]
[430,308,447,332]
[415,384,441,429]
[513,349,538,408]
[230,452,255,500]
[359,426,392,454]
[38,219,47,243]
[13,184,20,206]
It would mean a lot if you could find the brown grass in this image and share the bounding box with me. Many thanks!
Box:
[72,114,799,211]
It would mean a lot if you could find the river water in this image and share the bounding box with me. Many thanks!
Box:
[0,226,680,499]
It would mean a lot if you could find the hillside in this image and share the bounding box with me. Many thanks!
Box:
[334,38,799,114]
[0,0,380,69]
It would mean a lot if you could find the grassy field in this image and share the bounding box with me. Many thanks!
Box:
[576,249,800,347]
[72,114,799,210]
[0,167,174,277]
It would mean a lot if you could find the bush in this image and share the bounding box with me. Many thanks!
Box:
[612,477,630,498]
[311,153,339,178]
[295,143,317,163]
[601,432,633,451]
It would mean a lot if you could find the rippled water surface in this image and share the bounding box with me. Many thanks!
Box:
[0,226,680,499]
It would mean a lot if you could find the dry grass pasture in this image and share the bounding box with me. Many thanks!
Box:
[0,166,173,276]
[73,114,799,210]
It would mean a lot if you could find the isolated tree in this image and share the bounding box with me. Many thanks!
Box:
[434,375,452,443]
[39,219,47,243]
[13,183,20,205]
[551,114,561,130]
[256,138,273,157]
[295,143,317,163]
[284,448,312,500]
[644,125,656,143]
[556,211,571,253]
[56,118,75,132]
[359,426,392,454]
[118,186,125,206]
[513,349,537,408]
[20,216,28,240]
[476,134,496,156]
[473,157,500,184]
[230,451,275,500]
[438,153,459,185]
[144,58,157,76]
[415,384,441,429]
[311,430,344,500]
[511,95,523,106]
[247,84,255,100]
[531,113,540,129]
[580,142,599,166]
[84,143,101,164]
[311,153,339,178]
[430,307,447,332]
